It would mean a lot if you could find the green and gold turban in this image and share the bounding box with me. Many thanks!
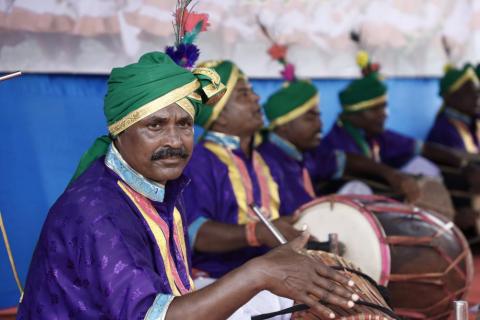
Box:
[263,80,319,128]
[339,73,387,113]
[440,64,480,97]
[194,60,246,129]
[71,51,225,182]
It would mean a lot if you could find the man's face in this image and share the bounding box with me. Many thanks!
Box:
[346,103,388,137]
[445,80,480,116]
[215,79,263,136]
[114,104,194,184]
[276,107,323,152]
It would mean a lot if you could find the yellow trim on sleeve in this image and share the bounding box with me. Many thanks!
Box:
[253,154,280,220]
[203,141,250,224]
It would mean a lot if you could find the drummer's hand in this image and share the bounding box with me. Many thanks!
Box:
[256,216,302,247]
[386,171,420,202]
[249,231,356,319]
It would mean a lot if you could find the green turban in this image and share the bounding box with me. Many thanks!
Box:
[195,60,246,129]
[440,64,479,97]
[263,80,319,128]
[339,73,387,113]
[476,64,480,80]
[71,51,225,182]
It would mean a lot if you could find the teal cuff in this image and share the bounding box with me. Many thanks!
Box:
[145,294,175,320]
[333,150,347,179]
[188,216,209,246]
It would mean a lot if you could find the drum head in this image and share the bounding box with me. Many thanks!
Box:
[294,200,390,285]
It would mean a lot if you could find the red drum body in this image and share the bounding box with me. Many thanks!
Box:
[294,195,473,319]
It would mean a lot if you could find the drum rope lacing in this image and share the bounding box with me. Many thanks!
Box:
[251,265,403,320]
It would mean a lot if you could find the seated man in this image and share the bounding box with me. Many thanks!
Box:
[17,52,356,320]
[183,60,302,282]
[319,55,480,224]
[257,80,419,216]
[427,64,480,234]
[427,64,480,154]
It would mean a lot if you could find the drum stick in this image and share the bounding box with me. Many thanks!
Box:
[0,71,21,82]
[249,204,287,245]
[453,301,468,320]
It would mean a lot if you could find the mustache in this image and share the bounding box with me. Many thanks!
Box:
[151,147,189,161]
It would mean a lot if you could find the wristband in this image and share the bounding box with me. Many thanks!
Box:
[245,221,261,247]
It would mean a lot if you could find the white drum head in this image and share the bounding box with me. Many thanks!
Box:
[294,201,390,285]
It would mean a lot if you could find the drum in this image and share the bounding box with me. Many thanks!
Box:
[253,251,398,320]
[294,251,398,320]
[294,195,474,319]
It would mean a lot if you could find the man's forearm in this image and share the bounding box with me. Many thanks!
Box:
[165,259,262,320]
[344,153,397,182]
[422,142,465,168]
[194,220,249,252]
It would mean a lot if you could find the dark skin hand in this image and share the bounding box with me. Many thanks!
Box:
[194,78,302,252]
[167,232,357,320]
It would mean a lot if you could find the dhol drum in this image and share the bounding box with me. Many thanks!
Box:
[293,195,474,320]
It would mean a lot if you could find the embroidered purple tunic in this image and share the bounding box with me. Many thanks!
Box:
[183,132,280,278]
[17,146,193,320]
[321,121,422,169]
[257,133,344,214]
[427,108,480,152]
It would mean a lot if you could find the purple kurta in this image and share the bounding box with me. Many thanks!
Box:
[257,135,320,215]
[183,133,279,278]
[17,157,193,319]
[427,108,480,152]
[303,142,346,186]
[321,121,422,169]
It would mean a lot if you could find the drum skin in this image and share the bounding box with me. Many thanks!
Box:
[294,195,474,320]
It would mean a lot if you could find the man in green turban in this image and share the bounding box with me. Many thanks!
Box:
[427,64,480,154]
[182,59,301,274]
[322,53,480,223]
[426,64,480,236]
[257,79,422,216]
[18,52,355,320]
[182,60,360,318]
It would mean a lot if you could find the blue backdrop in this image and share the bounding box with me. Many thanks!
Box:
[0,74,442,308]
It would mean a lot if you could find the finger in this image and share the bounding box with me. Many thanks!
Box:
[288,230,310,250]
[307,282,355,310]
[312,275,358,301]
[298,293,336,319]
[311,258,354,287]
